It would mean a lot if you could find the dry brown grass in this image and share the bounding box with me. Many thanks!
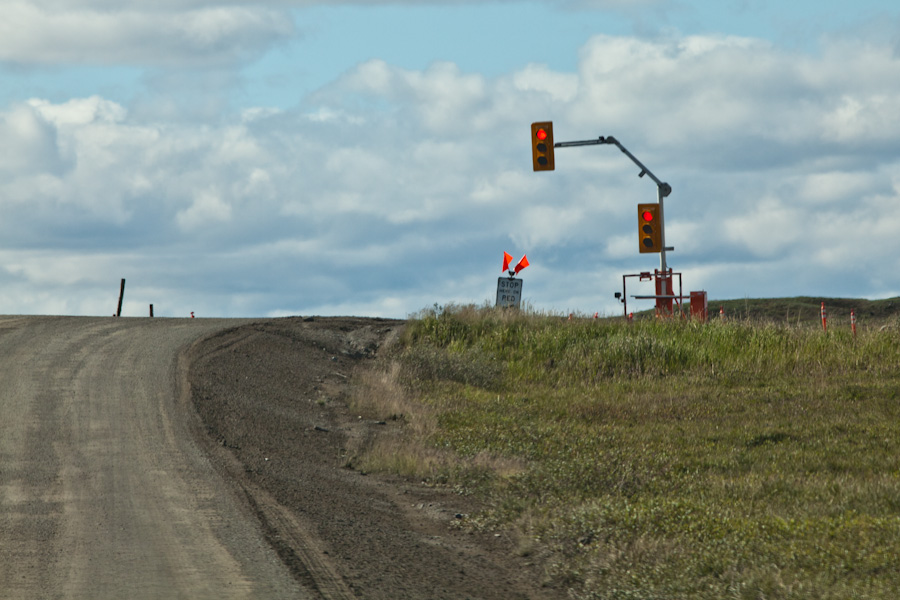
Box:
[348,358,526,483]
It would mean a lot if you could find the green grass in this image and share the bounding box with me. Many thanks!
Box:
[353,302,900,599]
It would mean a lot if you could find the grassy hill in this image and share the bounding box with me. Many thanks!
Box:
[702,296,900,325]
[351,300,900,599]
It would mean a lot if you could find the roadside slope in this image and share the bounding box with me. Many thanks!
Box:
[187,316,557,600]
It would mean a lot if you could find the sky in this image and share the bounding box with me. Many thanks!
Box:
[2,0,900,318]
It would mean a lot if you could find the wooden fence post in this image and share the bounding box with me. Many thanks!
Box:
[116,278,126,317]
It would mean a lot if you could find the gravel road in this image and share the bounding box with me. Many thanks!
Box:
[0,316,302,599]
[0,315,555,599]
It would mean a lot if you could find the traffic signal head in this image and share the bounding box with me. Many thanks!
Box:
[637,203,661,253]
[531,121,554,171]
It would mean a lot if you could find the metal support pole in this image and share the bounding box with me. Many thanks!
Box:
[657,184,668,274]
[656,184,670,315]
[604,137,672,301]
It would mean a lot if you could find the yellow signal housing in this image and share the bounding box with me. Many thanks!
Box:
[638,203,661,253]
[531,122,555,171]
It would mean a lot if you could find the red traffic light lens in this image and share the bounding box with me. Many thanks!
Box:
[642,210,654,222]
[536,128,548,141]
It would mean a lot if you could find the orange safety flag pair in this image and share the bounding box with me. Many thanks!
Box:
[502,252,530,275]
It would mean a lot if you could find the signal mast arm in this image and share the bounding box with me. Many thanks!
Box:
[554,132,674,273]
[555,136,671,197]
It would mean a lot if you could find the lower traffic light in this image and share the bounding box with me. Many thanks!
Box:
[637,203,661,253]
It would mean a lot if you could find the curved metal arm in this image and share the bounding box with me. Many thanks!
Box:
[555,133,673,276]
[555,135,672,196]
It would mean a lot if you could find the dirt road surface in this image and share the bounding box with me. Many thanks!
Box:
[0,316,555,599]
[0,316,302,599]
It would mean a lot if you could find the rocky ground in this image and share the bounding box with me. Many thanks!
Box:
[186,316,561,600]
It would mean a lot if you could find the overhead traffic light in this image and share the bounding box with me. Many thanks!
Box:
[531,121,554,171]
[637,203,661,253]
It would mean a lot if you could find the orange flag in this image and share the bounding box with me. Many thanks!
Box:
[514,254,530,274]
[502,251,513,272]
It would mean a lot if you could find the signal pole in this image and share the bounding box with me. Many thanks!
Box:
[555,135,674,314]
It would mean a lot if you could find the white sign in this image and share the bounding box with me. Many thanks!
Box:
[496,277,523,308]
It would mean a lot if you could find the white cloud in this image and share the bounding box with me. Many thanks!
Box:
[331,59,492,134]
[3,30,900,317]
[177,189,233,231]
[0,104,66,175]
[723,196,799,259]
[794,171,885,206]
[822,93,900,143]
[513,205,586,248]
[0,2,294,66]
[29,96,127,127]
[512,64,579,103]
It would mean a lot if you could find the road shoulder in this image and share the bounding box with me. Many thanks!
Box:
[184,316,557,599]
